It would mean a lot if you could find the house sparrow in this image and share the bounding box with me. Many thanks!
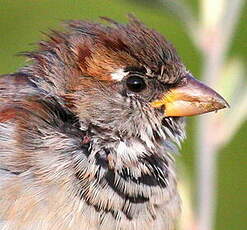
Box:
[0,17,228,230]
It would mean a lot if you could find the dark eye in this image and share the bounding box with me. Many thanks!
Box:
[126,75,146,92]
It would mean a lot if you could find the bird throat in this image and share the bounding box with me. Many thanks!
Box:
[73,118,183,225]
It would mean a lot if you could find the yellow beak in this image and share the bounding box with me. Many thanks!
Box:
[150,74,229,117]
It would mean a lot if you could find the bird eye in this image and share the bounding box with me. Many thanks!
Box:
[126,75,146,92]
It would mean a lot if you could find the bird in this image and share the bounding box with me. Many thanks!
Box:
[0,16,228,230]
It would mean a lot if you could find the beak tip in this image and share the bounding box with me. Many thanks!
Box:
[225,101,230,108]
[216,95,230,110]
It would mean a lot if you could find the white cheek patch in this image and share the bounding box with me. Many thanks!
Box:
[111,68,128,81]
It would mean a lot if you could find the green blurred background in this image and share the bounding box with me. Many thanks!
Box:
[0,1,246,229]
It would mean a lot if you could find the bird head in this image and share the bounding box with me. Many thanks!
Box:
[24,17,228,142]
[19,16,229,179]
[0,16,229,228]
